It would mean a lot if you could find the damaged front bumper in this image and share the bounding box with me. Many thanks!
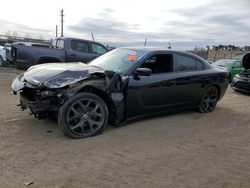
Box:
[20,94,54,112]
[12,76,65,117]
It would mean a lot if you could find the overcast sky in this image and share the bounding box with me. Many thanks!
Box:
[0,0,249,49]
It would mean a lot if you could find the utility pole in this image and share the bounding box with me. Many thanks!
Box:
[56,25,58,38]
[60,9,64,37]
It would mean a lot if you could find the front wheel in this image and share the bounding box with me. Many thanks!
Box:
[197,86,219,113]
[58,92,109,139]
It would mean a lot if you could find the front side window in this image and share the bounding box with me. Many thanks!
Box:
[140,54,173,74]
[58,40,64,49]
[176,54,202,71]
[71,40,89,53]
[91,43,107,55]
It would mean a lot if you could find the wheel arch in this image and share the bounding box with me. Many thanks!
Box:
[210,84,221,99]
[199,84,221,104]
[77,85,117,124]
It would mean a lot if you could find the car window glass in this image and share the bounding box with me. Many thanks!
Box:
[196,60,203,70]
[176,54,200,71]
[213,59,234,67]
[57,40,64,49]
[140,54,173,74]
[233,61,241,67]
[91,43,107,55]
[71,40,89,53]
[89,48,146,74]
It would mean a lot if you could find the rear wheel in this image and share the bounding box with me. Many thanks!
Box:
[58,92,108,139]
[198,86,219,113]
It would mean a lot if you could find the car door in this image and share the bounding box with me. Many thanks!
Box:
[173,53,207,106]
[126,52,179,118]
[67,40,96,63]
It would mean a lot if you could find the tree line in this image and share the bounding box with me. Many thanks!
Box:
[206,45,250,51]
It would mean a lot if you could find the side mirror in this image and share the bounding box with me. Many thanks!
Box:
[134,68,152,80]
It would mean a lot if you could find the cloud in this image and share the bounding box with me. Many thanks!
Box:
[0,19,53,39]
[161,0,250,45]
[1,0,249,50]
[67,0,250,49]
[67,9,195,48]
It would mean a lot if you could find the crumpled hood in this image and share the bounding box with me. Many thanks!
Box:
[12,62,104,91]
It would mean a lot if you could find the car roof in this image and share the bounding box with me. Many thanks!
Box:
[119,46,206,61]
[56,37,100,44]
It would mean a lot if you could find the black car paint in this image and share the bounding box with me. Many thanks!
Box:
[11,48,229,123]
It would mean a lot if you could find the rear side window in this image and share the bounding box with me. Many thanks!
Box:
[91,43,107,55]
[176,54,203,72]
[71,40,89,53]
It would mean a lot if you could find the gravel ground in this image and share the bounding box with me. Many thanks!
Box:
[0,67,250,188]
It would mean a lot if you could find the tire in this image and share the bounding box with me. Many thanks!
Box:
[197,86,219,113]
[228,73,232,83]
[58,92,109,139]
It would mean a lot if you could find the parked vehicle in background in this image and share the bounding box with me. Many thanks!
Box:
[12,47,229,138]
[11,37,108,70]
[0,46,6,65]
[5,42,49,65]
[230,54,244,60]
[4,43,12,64]
[206,60,214,64]
[231,53,250,93]
[212,59,244,82]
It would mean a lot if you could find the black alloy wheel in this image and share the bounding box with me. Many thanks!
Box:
[198,86,219,113]
[58,92,108,138]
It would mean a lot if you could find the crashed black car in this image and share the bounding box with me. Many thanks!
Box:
[11,47,229,138]
[231,53,250,93]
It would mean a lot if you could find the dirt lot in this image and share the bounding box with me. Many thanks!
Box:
[0,67,250,188]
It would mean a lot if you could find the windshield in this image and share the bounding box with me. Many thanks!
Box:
[88,48,146,74]
[213,59,236,67]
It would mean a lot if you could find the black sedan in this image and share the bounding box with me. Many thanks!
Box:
[231,53,250,93]
[11,47,229,138]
